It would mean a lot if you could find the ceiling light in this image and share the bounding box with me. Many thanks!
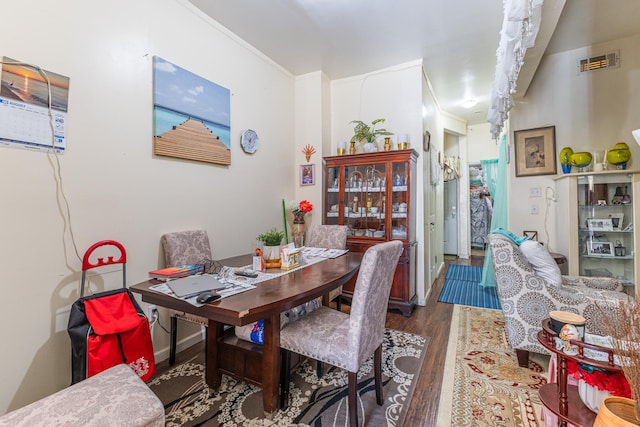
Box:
[462,99,478,109]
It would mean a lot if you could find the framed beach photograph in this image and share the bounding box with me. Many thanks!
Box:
[513,126,557,177]
[300,164,315,186]
[587,218,614,232]
[587,240,614,257]
[608,213,624,230]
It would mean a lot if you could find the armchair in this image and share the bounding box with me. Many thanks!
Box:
[487,233,630,367]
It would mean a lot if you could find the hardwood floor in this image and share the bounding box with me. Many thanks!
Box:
[392,254,485,426]
[155,254,486,426]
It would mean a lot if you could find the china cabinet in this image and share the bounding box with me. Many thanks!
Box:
[555,170,640,296]
[323,149,418,316]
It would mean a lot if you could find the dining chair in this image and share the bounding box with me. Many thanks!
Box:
[279,240,403,426]
[305,224,348,309]
[161,230,212,365]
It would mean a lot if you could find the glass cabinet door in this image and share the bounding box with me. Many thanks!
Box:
[577,174,634,289]
[343,163,387,238]
[325,166,341,226]
[390,160,409,240]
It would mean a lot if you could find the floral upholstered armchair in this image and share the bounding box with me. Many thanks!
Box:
[487,233,630,367]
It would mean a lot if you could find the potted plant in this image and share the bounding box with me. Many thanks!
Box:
[350,118,393,152]
[257,227,285,268]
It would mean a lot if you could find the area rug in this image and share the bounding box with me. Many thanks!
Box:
[438,265,501,310]
[437,305,549,427]
[148,329,428,426]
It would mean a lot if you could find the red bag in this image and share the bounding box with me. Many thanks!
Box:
[67,240,155,384]
[68,288,156,383]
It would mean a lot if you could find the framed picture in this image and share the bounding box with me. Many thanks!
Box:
[608,213,624,230]
[586,218,614,232]
[587,240,614,257]
[513,126,557,177]
[300,164,315,186]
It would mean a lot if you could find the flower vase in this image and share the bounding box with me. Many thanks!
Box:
[363,142,378,152]
[291,212,306,248]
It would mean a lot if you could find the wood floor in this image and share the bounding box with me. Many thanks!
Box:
[156,254,486,426]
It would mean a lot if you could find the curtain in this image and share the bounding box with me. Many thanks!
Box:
[480,134,508,287]
[487,0,544,139]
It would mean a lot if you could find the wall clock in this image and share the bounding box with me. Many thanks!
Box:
[241,129,259,154]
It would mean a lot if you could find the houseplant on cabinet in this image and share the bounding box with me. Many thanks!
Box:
[350,118,393,153]
[257,227,285,268]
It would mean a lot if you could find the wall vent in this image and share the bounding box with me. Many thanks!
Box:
[578,50,620,73]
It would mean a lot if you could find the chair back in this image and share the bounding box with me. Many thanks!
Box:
[161,230,212,267]
[347,240,403,369]
[305,225,348,249]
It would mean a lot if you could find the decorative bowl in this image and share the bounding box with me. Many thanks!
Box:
[569,152,593,168]
[607,148,631,166]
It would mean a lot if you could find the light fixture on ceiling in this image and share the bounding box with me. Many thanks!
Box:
[462,98,478,109]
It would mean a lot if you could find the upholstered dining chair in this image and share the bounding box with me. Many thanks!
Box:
[161,230,212,365]
[279,240,403,426]
[487,233,630,367]
[305,224,348,309]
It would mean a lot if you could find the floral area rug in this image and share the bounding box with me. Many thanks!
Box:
[437,305,549,427]
[148,329,428,426]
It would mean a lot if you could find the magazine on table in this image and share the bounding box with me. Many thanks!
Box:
[301,247,349,259]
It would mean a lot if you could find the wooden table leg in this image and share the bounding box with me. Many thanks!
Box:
[205,320,224,390]
[262,314,280,417]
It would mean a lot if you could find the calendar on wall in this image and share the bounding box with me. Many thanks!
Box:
[0,56,69,153]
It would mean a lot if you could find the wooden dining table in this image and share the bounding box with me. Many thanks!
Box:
[130,251,362,416]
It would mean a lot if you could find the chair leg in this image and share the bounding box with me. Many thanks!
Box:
[280,349,292,409]
[515,349,529,368]
[348,371,358,427]
[169,316,178,365]
[316,360,323,378]
[374,345,383,405]
[335,296,342,311]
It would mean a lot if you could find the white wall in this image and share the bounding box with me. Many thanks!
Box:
[1,0,298,413]
[509,34,640,251]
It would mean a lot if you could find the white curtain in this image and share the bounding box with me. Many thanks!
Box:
[487,0,544,139]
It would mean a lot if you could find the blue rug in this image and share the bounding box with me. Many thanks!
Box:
[438,265,501,309]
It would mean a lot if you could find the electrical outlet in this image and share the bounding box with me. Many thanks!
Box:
[530,204,539,214]
[529,187,541,197]
[147,304,158,319]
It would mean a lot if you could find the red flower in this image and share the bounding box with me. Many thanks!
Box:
[297,200,313,213]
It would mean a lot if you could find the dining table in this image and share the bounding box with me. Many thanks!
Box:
[130,251,362,416]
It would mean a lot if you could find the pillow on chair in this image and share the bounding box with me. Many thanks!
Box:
[519,240,561,285]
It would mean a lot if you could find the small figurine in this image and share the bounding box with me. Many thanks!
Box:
[559,324,581,354]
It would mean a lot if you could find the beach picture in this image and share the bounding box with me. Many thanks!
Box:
[0,56,70,152]
[153,56,231,165]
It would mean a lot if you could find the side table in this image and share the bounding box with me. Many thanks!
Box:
[537,318,622,427]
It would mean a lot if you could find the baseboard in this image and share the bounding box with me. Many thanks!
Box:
[153,329,204,362]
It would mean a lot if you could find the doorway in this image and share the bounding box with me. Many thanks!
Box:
[443,179,458,255]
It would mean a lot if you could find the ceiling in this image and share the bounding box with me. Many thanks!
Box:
[190,0,640,126]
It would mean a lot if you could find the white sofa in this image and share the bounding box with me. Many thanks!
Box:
[0,364,164,427]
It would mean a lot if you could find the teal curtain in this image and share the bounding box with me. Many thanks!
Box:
[480,134,508,288]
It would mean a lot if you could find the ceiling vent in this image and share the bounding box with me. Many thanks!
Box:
[578,50,620,73]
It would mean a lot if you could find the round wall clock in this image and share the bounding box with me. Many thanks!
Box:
[241,129,259,154]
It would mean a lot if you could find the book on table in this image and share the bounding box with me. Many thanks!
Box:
[148,265,203,279]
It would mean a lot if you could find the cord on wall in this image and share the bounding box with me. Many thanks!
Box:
[3,59,82,265]
[544,186,557,251]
